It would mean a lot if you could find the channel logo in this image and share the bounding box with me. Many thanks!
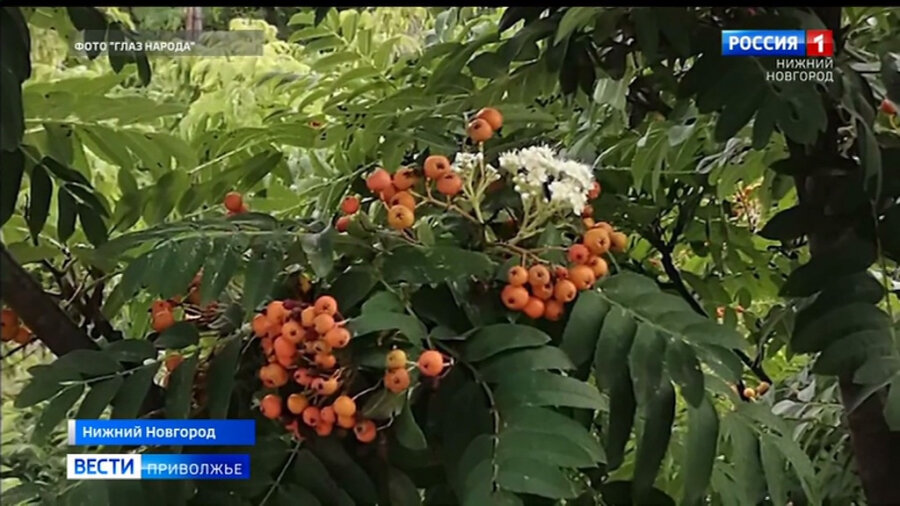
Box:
[722,30,833,57]
[66,454,250,480]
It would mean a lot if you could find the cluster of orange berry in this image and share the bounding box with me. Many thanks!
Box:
[1,308,34,345]
[335,195,360,232]
[500,222,628,321]
[149,272,216,333]
[224,191,249,216]
[357,153,463,231]
[733,380,770,401]
[251,294,451,444]
[466,107,503,143]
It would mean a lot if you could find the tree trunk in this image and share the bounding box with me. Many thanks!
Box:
[798,8,900,503]
[0,243,97,355]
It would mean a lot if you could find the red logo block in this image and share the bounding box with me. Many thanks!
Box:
[806,30,833,57]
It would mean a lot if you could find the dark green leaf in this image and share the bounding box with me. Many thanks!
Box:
[275,485,321,506]
[105,339,156,363]
[1,148,25,226]
[165,353,198,419]
[110,364,156,419]
[327,265,378,311]
[560,290,609,367]
[348,311,427,345]
[496,457,579,499]
[206,338,241,419]
[464,324,551,362]
[500,406,605,464]
[360,389,405,420]
[594,306,638,390]
[494,370,606,411]
[383,245,495,285]
[759,206,807,241]
[387,468,422,506]
[75,377,124,419]
[102,252,151,317]
[666,340,704,407]
[33,384,84,443]
[759,434,790,506]
[792,302,890,354]
[301,228,335,279]
[395,398,427,450]
[243,243,283,312]
[479,346,575,382]
[200,238,243,304]
[307,437,378,505]
[54,349,122,376]
[155,321,200,349]
[681,395,719,506]
[78,203,108,245]
[27,162,52,242]
[629,324,667,404]
[632,380,675,502]
[780,236,877,297]
[600,481,675,506]
[57,187,77,242]
[15,367,80,408]
[498,428,597,468]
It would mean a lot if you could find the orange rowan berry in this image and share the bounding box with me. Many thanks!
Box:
[333,395,357,417]
[337,414,356,429]
[287,393,309,415]
[544,299,565,321]
[507,266,528,286]
[379,184,397,203]
[313,339,332,355]
[366,169,392,193]
[467,118,493,143]
[583,228,611,255]
[424,155,451,180]
[417,350,444,377]
[324,327,351,349]
[567,244,590,264]
[582,217,595,229]
[436,173,463,197]
[554,266,569,279]
[554,279,578,303]
[282,320,304,344]
[522,297,545,319]
[152,300,173,314]
[260,394,282,419]
[252,314,270,338]
[588,182,601,200]
[610,231,628,252]
[387,205,415,229]
[314,313,336,334]
[300,307,316,328]
[501,284,530,311]
[293,368,314,386]
[260,337,274,357]
[320,405,337,425]
[259,363,289,388]
[594,221,614,233]
[274,336,297,360]
[475,107,503,131]
[266,300,288,327]
[392,168,418,191]
[315,353,337,370]
[2,309,20,341]
[164,354,183,371]
[341,196,360,214]
[743,387,757,400]
[354,419,377,443]
[532,283,554,301]
[152,310,176,333]
[527,264,551,287]
[386,349,407,369]
[302,406,320,427]
[881,98,898,116]
[13,327,32,345]
[314,295,338,316]
[336,216,351,233]
[224,192,243,213]
[569,265,596,291]
[385,368,411,393]
[389,191,416,211]
[315,420,334,437]
[587,256,609,278]
[756,381,771,395]
[581,204,594,218]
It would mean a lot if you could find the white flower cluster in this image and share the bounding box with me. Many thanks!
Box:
[498,145,595,215]
[452,152,500,181]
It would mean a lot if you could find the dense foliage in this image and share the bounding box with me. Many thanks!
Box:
[1,6,898,506]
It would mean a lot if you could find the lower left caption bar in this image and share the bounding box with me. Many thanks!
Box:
[67,454,250,480]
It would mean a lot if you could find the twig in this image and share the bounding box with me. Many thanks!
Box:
[258,439,302,506]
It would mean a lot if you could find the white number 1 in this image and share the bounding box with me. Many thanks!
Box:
[813,34,824,53]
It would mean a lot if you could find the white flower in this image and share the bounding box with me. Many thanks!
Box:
[498,145,595,216]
